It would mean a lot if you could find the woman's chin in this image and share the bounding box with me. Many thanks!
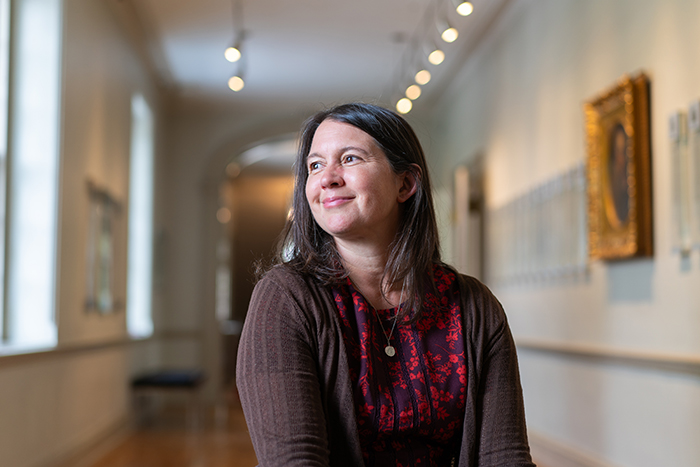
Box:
[322,226,354,240]
[316,218,356,237]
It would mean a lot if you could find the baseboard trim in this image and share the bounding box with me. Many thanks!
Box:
[52,415,134,467]
[529,431,622,467]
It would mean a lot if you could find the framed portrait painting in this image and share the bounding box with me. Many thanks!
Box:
[584,73,653,260]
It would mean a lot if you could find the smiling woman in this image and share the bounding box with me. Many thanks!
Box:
[236,103,534,467]
[304,120,415,259]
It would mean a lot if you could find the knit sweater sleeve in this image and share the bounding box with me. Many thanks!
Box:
[459,275,535,467]
[236,269,331,466]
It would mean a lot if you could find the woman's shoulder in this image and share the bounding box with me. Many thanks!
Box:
[258,263,305,285]
[253,264,333,318]
[260,263,331,290]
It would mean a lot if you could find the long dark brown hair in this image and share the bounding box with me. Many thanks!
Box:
[276,102,441,322]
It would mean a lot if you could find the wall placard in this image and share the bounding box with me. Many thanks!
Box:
[488,163,588,285]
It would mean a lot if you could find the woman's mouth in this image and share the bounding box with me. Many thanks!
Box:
[322,196,353,208]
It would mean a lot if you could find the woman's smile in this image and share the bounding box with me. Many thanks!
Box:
[305,119,405,242]
[322,195,354,208]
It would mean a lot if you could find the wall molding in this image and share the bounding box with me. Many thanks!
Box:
[0,330,196,369]
[0,338,144,368]
[517,338,700,376]
[529,430,622,467]
[54,415,133,467]
[0,330,205,368]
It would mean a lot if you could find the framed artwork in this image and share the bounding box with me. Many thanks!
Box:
[85,180,123,313]
[584,73,653,260]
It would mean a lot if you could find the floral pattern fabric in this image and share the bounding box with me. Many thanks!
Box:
[331,265,466,467]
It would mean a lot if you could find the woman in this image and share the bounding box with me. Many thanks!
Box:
[237,103,535,467]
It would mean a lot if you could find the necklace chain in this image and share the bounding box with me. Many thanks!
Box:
[373,284,404,357]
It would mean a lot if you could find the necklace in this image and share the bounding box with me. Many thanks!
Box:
[374,285,403,357]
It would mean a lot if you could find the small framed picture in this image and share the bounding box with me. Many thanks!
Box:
[584,73,653,260]
[85,180,123,313]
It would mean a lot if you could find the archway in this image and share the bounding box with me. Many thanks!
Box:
[216,134,296,388]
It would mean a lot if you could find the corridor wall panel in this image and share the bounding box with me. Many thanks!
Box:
[429,0,700,465]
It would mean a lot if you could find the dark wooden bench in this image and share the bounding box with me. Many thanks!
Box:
[131,370,205,428]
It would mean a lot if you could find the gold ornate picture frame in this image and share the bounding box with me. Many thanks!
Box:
[584,73,653,260]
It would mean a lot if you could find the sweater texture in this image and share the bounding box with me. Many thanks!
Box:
[237,265,535,467]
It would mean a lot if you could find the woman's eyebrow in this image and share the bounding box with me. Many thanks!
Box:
[307,146,370,160]
[339,145,369,154]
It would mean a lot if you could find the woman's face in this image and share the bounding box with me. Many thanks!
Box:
[305,119,410,245]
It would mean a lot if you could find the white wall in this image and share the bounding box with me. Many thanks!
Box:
[429,0,700,466]
[0,349,129,467]
[0,1,162,465]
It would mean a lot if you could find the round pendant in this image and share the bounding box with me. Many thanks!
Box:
[385,345,396,357]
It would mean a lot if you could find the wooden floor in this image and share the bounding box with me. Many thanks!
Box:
[88,398,257,467]
[84,397,546,467]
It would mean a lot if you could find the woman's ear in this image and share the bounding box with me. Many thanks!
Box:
[397,164,421,203]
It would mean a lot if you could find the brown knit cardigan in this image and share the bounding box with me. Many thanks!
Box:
[236,265,535,467]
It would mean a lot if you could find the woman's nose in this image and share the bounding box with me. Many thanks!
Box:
[320,163,344,188]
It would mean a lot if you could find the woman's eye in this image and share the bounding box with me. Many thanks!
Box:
[344,155,358,164]
[309,161,321,172]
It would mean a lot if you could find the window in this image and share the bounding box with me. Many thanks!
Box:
[2,0,63,351]
[126,94,154,339]
[0,0,10,341]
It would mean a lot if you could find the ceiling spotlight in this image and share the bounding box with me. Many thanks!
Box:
[225,46,241,62]
[406,85,421,100]
[441,27,459,43]
[226,1,245,62]
[396,98,412,114]
[428,49,445,65]
[437,16,459,43]
[228,75,245,92]
[415,69,431,85]
[455,1,474,16]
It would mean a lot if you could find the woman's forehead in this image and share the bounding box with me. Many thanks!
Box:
[308,120,380,154]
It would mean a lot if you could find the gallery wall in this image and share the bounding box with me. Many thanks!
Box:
[0,0,162,465]
[428,0,700,466]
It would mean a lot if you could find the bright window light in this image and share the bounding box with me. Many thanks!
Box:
[127,95,155,339]
[0,0,9,340]
[6,0,62,349]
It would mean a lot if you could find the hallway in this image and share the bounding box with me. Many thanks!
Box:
[3,1,700,466]
[85,398,257,467]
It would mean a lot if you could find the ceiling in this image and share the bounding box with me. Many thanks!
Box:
[133,0,509,117]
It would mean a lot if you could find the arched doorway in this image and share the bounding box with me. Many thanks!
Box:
[216,134,296,388]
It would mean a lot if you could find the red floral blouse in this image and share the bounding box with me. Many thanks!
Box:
[331,265,466,466]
